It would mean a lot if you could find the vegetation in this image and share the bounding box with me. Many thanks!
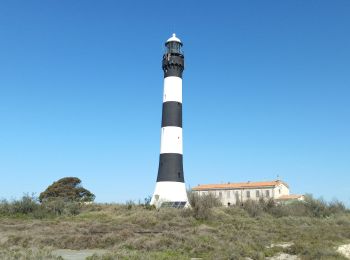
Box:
[0,194,81,218]
[0,193,349,259]
[39,177,95,203]
[240,194,348,218]
[186,191,222,220]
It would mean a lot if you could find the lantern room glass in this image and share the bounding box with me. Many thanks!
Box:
[165,41,183,55]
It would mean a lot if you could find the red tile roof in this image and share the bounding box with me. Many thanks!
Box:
[192,180,288,191]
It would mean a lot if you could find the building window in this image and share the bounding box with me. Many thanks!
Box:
[226,191,230,198]
[256,190,260,197]
[279,189,281,194]
[219,192,222,198]
[235,191,240,204]
[266,190,270,198]
[246,191,250,198]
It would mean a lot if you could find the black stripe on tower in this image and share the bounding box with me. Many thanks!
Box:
[161,101,182,127]
[162,54,184,78]
[157,153,184,182]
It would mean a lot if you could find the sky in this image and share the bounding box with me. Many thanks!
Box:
[0,1,349,205]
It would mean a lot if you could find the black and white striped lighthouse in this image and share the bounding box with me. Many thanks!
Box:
[151,34,189,207]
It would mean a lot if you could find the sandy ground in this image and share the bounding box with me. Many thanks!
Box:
[266,253,299,260]
[338,244,350,259]
[52,249,107,260]
[268,242,294,249]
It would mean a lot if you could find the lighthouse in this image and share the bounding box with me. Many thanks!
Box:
[150,34,189,208]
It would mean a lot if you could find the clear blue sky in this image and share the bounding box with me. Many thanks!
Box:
[0,1,349,205]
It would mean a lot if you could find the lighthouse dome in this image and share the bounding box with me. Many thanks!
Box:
[166,33,182,44]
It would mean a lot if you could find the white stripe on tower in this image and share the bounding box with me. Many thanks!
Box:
[160,127,182,154]
[163,76,182,103]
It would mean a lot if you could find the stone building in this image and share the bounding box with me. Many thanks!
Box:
[192,180,303,206]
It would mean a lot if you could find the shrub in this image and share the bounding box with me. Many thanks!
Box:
[303,194,330,217]
[42,198,66,216]
[1,194,40,215]
[241,199,264,217]
[238,198,278,217]
[187,191,221,220]
[0,195,82,218]
[14,194,40,214]
[141,195,156,210]
[0,199,10,215]
[65,202,82,215]
[39,177,95,203]
[235,194,348,218]
[328,199,347,214]
[125,200,135,210]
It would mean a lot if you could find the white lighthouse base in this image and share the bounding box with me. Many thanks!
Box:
[151,181,189,208]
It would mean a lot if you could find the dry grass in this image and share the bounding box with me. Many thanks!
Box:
[0,247,61,260]
[0,196,350,259]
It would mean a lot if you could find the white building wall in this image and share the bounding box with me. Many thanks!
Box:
[273,184,290,199]
[194,183,290,206]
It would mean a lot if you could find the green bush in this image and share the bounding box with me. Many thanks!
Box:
[241,199,264,217]
[0,194,39,215]
[303,194,330,217]
[140,195,156,210]
[125,200,135,210]
[0,199,10,215]
[65,201,82,215]
[0,195,82,218]
[42,198,66,216]
[187,191,221,220]
[237,195,348,218]
[39,177,95,203]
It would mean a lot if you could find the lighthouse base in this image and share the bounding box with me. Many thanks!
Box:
[150,181,189,208]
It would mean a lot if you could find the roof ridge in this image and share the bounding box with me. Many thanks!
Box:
[192,180,289,190]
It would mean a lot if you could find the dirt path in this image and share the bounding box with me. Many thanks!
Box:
[267,253,299,260]
[51,249,107,260]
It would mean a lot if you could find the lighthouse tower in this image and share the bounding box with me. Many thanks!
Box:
[150,34,189,208]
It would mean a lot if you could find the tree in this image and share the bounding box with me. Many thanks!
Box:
[39,177,95,203]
